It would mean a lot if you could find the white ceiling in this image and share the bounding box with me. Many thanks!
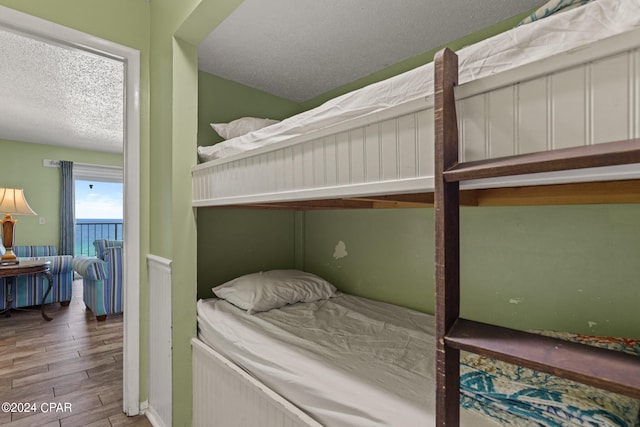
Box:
[0,1,544,153]
[198,0,544,103]
[0,27,124,153]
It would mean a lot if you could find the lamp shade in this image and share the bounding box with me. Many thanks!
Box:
[0,188,37,216]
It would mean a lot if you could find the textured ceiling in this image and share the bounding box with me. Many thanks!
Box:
[0,1,545,153]
[0,27,124,153]
[198,0,544,103]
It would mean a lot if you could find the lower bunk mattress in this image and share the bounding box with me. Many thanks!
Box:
[196,294,640,427]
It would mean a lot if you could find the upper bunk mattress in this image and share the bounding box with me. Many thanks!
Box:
[196,294,501,427]
[197,0,640,164]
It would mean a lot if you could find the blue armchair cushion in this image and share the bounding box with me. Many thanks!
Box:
[73,244,123,317]
[94,239,123,260]
[73,256,109,281]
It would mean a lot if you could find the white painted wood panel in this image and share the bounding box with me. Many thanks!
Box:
[350,128,365,184]
[192,339,322,427]
[336,132,350,185]
[302,142,314,188]
[416,109,434,177]
[489,87,516,158]
[518,78,549,154]
[381,119,399,181]
[292,145,304,190]
[275,150,285,192]
[460,94,487,162]
[635,50,640,138]
[283,147,294,191]
[398,114,417,179]
[147,255,172,427]
[324,136,337,187]
[551,66,587,149]
[365,123,381,182]
[592,52,630,144]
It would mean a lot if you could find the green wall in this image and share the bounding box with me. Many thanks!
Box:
[302,205,640,339]
[198,71,301,147]
[1,139,122,246]
[303,209,433,311]
[197,208,297,298]
[148,3,199,426]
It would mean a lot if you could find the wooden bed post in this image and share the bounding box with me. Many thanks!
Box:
[434,47,460,427]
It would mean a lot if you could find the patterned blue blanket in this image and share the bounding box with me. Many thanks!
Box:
[460,332,640,426]
[519,0,595,26]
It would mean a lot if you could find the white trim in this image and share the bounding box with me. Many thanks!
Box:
[0,6,142,416]
[145,406,167,427]
[74,163,123,183]
[147,254,173,270]
[44,159,124,182]
[123,45,141,418]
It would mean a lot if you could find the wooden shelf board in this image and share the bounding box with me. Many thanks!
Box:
[444,139,640,182]
[445,319,640,400]
[473,179,640,206]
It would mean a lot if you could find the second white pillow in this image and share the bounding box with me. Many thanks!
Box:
[212,269,336,314]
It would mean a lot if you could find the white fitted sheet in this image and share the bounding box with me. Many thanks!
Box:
[197,0,640,163]
[196,294,500,427]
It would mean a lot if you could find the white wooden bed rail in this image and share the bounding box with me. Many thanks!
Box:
[192,28,640,207]
[192,338,322,427]
[192,97,436,206]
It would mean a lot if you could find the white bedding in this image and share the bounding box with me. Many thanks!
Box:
[197,0,640,163]
[196,294,500,427]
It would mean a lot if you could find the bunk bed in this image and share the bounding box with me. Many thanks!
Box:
[192,0,640,425]
[194,0,640,209]
[433,47,640,426]
[194,280,640,426]
[195,283,505,426]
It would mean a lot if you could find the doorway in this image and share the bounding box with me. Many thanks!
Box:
[0,6,141,416]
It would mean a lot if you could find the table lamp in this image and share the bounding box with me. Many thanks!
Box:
[0,188,37,265]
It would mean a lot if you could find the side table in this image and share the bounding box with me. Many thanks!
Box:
[0,259,53,321]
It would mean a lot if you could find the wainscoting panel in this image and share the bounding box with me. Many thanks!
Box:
[146,254,172,427]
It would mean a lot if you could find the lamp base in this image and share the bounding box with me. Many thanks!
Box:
[1,214,19,265]
[1,252,19,265]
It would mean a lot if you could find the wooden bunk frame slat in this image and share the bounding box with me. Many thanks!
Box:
[447,319,640,400]
[228,179,640,210]
[434,47,461,427]
[434,47,640,426]
[444,138,640,182]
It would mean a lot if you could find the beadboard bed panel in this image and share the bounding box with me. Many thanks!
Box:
[192,338,321,427]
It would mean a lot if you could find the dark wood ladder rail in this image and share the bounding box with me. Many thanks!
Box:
[434,47,640,426]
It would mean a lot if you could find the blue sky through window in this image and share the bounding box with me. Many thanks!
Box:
[75,180,123,219]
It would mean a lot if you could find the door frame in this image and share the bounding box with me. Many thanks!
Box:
[0,6,142,415]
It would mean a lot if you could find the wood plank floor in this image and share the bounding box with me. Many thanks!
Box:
[0,279,151,427]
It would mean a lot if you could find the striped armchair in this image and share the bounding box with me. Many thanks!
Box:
[72,239,123,320]
[0,245,73,311]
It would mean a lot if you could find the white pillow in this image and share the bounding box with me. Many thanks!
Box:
[210,117,279,140]
[212,269,336,314]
